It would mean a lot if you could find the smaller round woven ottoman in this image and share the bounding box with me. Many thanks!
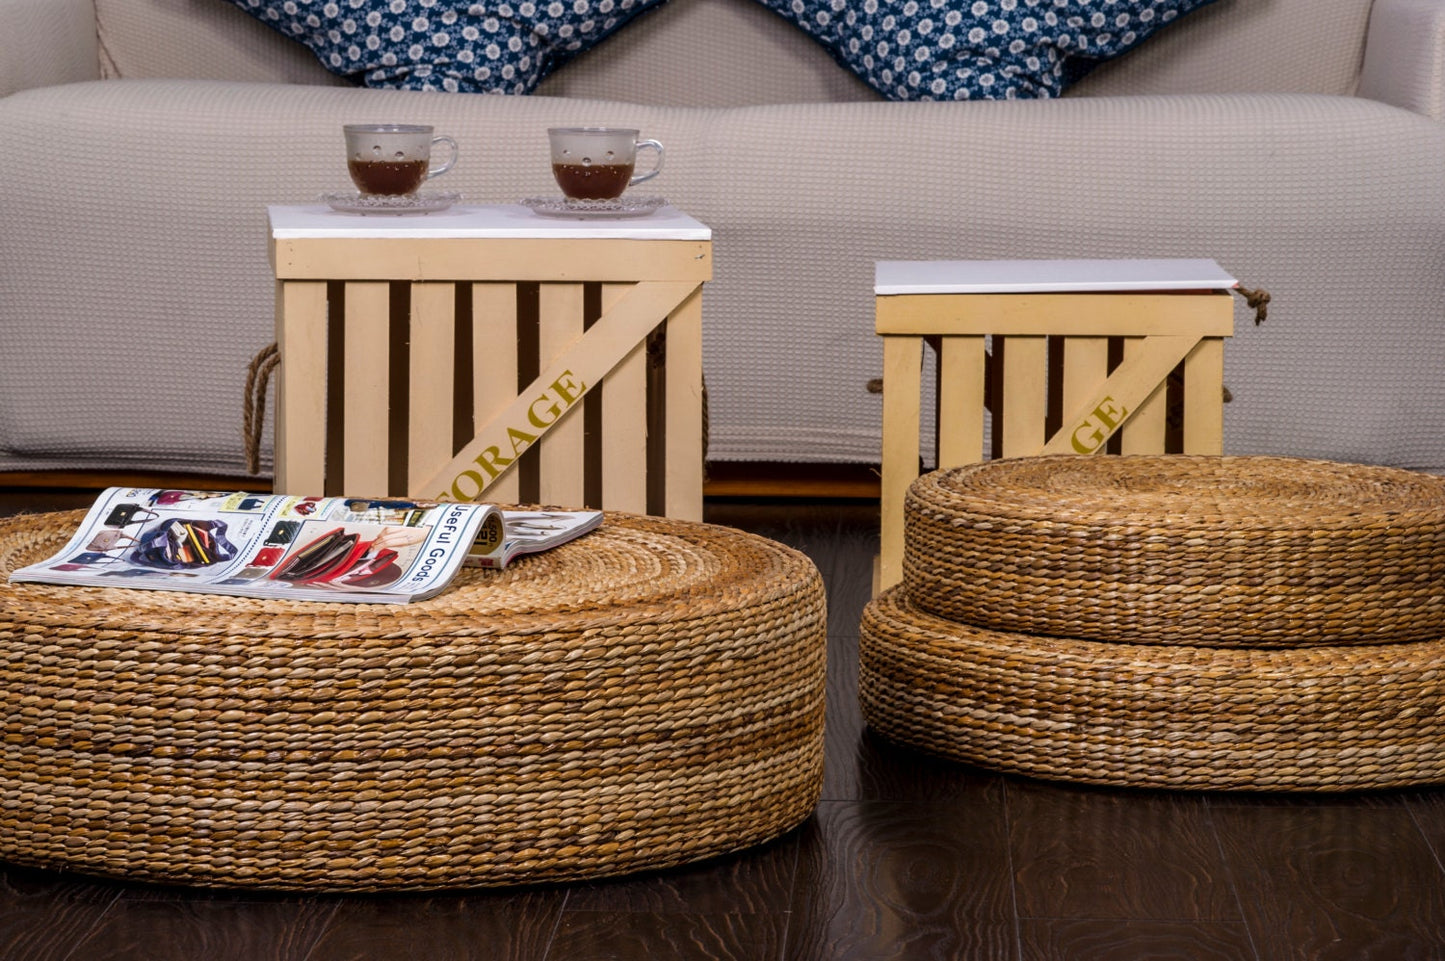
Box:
[904,454,1445,646]
[863,454,1445,791]
[0,510,826,891]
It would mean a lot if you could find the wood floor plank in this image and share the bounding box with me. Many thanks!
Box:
[786,798,1017,961]
[0,865,120,961]
[561,831,798,915]
[1018,918,1258,961]
[1213,796,1445,960]
[56,895,338,961]
[304,890,567,961]
[1008,780,1240,922]
[548,909,787,961]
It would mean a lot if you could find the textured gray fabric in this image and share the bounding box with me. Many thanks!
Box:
[4,0,1444,478]
[1359,0,1445,120]
[0,0,98,98]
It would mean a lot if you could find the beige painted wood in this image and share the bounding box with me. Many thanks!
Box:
[1183,336,1226,454]
[342,281,391,496]
[538,283,587,507]
[876,292,1235,337]
[879,335,923,592]
[407,283,457,495]
[1062,336,1110,428]
[1000,335,1048,457]
[273,228,710,518]
[664,286,705,521]
[471,283,520,505]
[1120,336,1168,454]
[420,280,699,501]
[274,280,328,494]
[1040,335,1199,456]
[273,237,712,283]
[936,336,986,469]
[600,282,648,514]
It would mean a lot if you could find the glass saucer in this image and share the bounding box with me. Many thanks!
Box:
[322,191,461,214]
[520,196,667,219]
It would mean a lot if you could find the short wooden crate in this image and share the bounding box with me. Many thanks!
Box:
[268,204,711,520]
[875,259,1237,590]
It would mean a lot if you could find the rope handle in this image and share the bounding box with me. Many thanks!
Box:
[242,342,280,476]
[1234,284,1270,325]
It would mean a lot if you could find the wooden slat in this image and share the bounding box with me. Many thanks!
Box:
[936,335,986,469]
[421,280,698,501]
[274,237,712,283]
[1000,335,1049,457]
[342,281,391,495]
[878,335,923,592]
[877,291,1236,337]
[600,282,648,514]
[407,282,456,495]
[1183,337,1226,454]
[1061,337,1110,430]
[664,286,705,521]
[1041,336,1199,456]
[274,280,329,494]
[471,283,520,504]
[538,283,587,507]
[1120,336,1168,454]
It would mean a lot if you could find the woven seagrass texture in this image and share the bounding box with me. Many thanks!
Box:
[860,586,1445,792]
[904,455,1445,647]
[0,510,826,891]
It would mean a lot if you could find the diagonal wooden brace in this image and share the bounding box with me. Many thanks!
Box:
[1040,335,1202,455]
[418,280,700,500]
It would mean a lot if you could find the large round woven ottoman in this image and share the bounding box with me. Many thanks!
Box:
[862,454,1445,791]
[0,510,826,890]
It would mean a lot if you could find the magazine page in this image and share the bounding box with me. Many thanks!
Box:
[8,488,495,604]
[467,509,604,569]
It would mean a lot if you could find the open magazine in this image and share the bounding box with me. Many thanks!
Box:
[8,488,602,604]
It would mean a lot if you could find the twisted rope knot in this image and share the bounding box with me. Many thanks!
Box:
[242,342,280,476]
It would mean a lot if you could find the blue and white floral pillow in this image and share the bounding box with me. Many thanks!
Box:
[226,0,667,94]
[756,0,1219,101]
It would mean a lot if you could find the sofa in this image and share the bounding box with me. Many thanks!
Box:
[2,0,1444,486]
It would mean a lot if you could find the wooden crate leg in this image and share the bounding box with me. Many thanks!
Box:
[275,280,329,495]
[664,286,704,522]
[879,334,923,593]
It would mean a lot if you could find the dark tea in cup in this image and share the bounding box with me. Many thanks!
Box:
[547,127,663,201]
[343,123,457,196]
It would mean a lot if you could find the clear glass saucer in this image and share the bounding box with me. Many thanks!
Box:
[520,196,667,219]
[322,191,461,214]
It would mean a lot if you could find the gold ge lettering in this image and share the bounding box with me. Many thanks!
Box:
[1070,396,1129,454]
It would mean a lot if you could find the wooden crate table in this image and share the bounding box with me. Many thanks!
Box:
[875,259,1237,590]
[268,204,711,519]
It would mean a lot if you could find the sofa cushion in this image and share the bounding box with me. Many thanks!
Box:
[754,0,1220,101]
[222,0,666,94]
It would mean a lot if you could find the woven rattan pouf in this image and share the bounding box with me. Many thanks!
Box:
[862,454,1445,791]
[0,510,826,891]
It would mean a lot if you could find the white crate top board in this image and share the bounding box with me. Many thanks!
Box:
[268,203,711,240]
[875,259,1238,294]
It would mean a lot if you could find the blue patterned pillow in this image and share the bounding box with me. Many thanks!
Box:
[226,0,666,95]
[756,0,1219,101]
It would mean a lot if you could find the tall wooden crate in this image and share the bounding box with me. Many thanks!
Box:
[268,204,711,520]
[875,259,1237,590]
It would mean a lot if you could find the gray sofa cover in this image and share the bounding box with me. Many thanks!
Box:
[2,0,1443,480]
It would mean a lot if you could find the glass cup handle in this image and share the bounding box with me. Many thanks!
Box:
[427,135,458,180]
[630,139,664,186]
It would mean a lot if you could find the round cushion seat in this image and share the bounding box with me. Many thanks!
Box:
[904,454,1445,647]
[0,509,826,891]
[861,586,1445,792]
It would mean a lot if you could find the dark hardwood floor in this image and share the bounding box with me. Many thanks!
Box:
[2,493,1444,960]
